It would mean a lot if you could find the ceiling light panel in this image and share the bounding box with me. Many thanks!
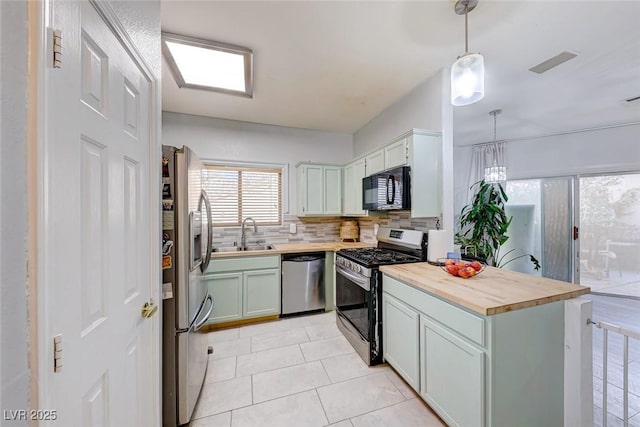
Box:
[162,32,253,98]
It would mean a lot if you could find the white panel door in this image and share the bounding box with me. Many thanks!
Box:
[44,1,156,425]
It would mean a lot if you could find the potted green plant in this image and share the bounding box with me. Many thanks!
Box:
[455,180,541,270]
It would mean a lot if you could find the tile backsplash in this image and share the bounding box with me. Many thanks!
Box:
[212,212,439,247]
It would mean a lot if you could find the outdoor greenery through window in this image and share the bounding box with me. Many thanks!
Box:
[203,164,282,226]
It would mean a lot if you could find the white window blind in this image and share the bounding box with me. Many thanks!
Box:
[203,165,282,226]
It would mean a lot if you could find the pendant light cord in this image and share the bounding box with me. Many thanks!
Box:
[493,110,497,141]
[464,4,469,54]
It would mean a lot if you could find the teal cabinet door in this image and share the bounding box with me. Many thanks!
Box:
[382,293,420,390]
[365,149,385,175]
[420,315,484,427]
[243,268,280,318]
[384,138,408,170]
[409,132,442,218]
[342,158,366,216]
[205,272,243,324]
[302,165,324,215]
[324,166,342,215]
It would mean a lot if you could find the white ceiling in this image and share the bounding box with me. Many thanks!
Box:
[161,1,640,146]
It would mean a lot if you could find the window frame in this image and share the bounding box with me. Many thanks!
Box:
[202,160,288,227]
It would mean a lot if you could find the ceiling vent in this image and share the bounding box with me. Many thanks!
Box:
[529,51,578,74]
[625,95,640,103]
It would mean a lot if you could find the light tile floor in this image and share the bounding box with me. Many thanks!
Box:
[190,311,446,427]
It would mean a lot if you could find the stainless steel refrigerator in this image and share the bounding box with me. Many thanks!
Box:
[162,145,214,426]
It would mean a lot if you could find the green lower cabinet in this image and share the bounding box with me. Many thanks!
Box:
[382,293,420,390]
[243,269,280,318]
[420,315,484,427]
[204,272,243,323]
[205,255,281,325]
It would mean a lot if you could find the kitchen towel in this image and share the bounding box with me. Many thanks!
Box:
[427,229,449,263]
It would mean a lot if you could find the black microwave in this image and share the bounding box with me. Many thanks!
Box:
[362,166,411,211]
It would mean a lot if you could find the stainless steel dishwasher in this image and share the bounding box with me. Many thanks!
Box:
[281,252,326,316]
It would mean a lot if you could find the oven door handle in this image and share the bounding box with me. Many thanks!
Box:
[336,264,370,291]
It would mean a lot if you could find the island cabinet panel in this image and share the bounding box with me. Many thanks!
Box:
[382,293,420,390]
[420,315,484,427]
[381,271,568,427]
[489,300,565,427]
[383,274,485,346]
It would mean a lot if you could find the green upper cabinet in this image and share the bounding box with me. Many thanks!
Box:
[407,131,442,218]
[384,137,409,170]
[297,163,343,216]
[353,130,442,219]
[364,149,385,175]
[323,166,342,215]
[342,158,367,216]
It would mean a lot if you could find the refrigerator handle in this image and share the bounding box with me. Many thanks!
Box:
[193,294,214,331]
[200,189,213,272]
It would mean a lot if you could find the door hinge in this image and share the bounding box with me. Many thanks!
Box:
[52,29,62,68]
[53,334,63,372]
[573,226,579,240]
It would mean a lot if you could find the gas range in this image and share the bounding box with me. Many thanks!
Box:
[336,227,427,276]
[336,248,422,277]
[334,227,427,366]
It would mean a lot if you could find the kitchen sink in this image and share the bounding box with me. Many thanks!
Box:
[213,244,275,252]
[213,246,242,253]
[244,245,275,251]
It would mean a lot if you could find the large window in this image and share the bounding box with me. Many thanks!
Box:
[203,164,282,226]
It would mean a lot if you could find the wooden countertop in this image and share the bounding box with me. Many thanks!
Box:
[380,262,590,316]
[211,241,374,258]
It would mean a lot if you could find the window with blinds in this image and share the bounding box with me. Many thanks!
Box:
[203,165,282,226]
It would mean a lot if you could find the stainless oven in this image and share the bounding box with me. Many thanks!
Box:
[335,258,382,366]
[334,227,427,366]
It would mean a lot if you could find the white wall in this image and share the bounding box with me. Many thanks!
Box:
[110,0,161,78]
[353,71,444,157]
[352,69,455,250]
[454,123,640,215]
[0,0,29,422]
[162,112,353,212]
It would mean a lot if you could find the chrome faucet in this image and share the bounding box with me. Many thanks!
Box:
[240,217,257,250]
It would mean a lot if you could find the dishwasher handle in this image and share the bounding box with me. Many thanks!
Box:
[282,252,325,263]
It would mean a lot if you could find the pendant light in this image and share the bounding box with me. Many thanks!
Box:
[451,0,485,106]
[484,109,506,183]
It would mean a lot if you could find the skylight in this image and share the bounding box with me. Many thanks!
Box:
[162,32,253,98]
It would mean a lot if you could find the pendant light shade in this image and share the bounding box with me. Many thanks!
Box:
[451,0,485,106]
[451,53,485,106]
[484,109,506,183]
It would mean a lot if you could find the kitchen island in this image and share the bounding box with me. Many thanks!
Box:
[380,262,590,427]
